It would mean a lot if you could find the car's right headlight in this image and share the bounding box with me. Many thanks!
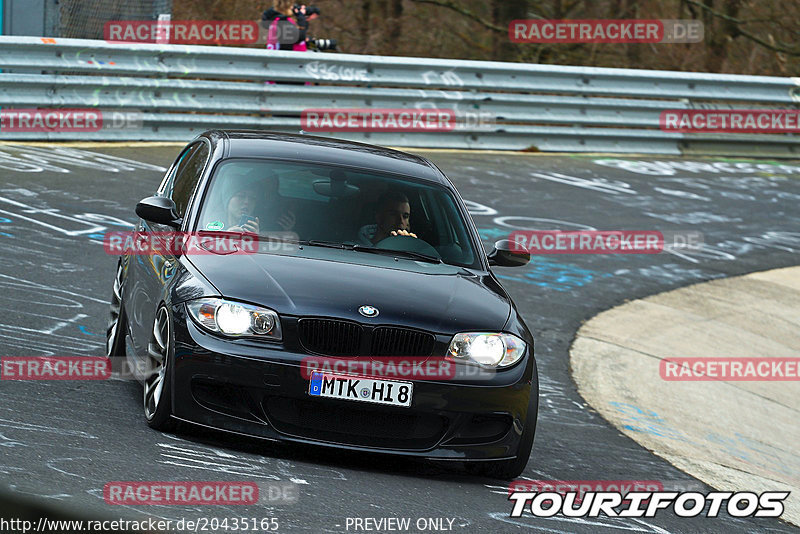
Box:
[446,332,526,368]
[186,298,282,341]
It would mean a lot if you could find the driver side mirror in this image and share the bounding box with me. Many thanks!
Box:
[488,239,530,267]
[135,196,182,229]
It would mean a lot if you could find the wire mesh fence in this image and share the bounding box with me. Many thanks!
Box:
[58,0,172,39]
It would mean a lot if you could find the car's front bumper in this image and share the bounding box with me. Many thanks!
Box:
[170,306,537,461]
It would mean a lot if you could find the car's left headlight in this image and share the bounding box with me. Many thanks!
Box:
[446,332,526,368]
[186,298,282,340]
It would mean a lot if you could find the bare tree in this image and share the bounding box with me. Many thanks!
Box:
[171,0,800,75]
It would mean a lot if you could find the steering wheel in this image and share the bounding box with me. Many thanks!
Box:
[373,235,441,258]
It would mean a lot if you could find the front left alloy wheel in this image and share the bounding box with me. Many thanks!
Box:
[144,305,176,431]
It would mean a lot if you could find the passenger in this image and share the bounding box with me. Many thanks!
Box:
[357,190,418,245]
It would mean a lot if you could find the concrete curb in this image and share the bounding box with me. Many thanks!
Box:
[570,266,800,526]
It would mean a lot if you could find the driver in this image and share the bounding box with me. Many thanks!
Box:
[357,190,418,246]
[202,167,261,233]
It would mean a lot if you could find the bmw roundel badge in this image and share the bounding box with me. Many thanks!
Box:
[359,305,379,318]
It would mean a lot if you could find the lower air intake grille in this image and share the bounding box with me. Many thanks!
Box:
[264,396,446,450]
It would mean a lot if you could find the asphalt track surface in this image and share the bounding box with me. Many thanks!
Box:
[0,144,798,533]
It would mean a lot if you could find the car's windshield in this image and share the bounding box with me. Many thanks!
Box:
[195,158,480,268]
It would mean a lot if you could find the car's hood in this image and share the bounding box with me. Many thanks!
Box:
[186,250,511,333]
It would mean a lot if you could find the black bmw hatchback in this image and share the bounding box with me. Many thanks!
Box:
[106,130,537,479]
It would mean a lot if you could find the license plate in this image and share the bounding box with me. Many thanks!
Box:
[308,372,413,408]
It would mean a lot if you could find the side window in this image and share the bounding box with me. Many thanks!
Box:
[170,143,210,218]
[158,144,197,196]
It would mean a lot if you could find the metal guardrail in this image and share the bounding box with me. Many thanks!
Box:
[1,35,799,155]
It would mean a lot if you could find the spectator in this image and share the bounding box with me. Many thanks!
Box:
[263,1,319,51]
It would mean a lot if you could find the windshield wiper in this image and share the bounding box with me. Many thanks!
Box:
[352,244,442,264]
[297,240,443,264]
[298,240,352,250]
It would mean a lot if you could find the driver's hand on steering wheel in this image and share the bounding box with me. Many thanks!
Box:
[390,229,417,238]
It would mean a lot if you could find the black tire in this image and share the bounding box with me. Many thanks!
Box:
[466,366,539,480]
[106,260,128,358]
[144,305,176,431]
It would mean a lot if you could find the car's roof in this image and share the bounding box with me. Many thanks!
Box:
[203,130,448,186]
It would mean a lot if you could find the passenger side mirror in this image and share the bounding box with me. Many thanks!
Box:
[488,239,530,267]
[135,196,182,229]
